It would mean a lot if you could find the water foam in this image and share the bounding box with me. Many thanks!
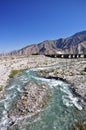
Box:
[31,75,82,110]
[0,65,83,129]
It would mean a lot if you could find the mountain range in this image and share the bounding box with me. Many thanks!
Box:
[8,31,86,55]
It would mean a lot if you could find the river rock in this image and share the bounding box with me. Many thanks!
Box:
[8,81,51,125]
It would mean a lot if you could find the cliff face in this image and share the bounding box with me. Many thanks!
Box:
[55,31,86,54]
[8,31,86,55]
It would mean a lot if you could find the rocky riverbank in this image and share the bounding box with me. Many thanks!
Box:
[4,81,51,129]
[0,55,62,99]
[37,60,86,130]
[8,81,51,116]
[0,55,65,88]
[38,60,86,105]
[0,55,85,103]
[0,55,86,129]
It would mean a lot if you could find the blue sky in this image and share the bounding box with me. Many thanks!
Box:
[0,0,86,53]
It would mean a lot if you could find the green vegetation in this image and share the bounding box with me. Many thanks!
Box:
[39,69,53,76]
[84,67,86,72]
[75,121,86,130]
[80,71,86,75]
[79,67,86,75]
[0,86,3,91]
[69,72,74,76]
[9,69,23,78]
[39,69,49,74]
[53,69,59,75]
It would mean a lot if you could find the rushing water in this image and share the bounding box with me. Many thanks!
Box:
[0,66,86,130]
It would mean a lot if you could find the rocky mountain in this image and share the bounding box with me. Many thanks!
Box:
[8,31,86,55]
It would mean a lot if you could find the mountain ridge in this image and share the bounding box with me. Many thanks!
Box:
[4,31,86,55]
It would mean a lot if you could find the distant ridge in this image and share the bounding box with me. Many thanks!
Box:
[2,31,86,56]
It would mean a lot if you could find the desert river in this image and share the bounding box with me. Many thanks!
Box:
[0,65,86,130]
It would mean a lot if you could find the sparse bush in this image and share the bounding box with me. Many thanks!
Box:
[69,72,74,76]
[39,70,49,74]
[54,70,59,75]
[9,69,23,78]
[84,67,86,72]
[0,86,3,91]
[80,71,86,75]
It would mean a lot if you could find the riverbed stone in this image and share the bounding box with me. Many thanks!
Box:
[38,61,86,105]
[7,81,51,128]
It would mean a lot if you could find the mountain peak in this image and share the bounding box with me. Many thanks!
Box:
[4,31,86,56]
[73,31,86,36]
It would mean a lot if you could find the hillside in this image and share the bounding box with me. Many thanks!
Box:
[6,31,86,55]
